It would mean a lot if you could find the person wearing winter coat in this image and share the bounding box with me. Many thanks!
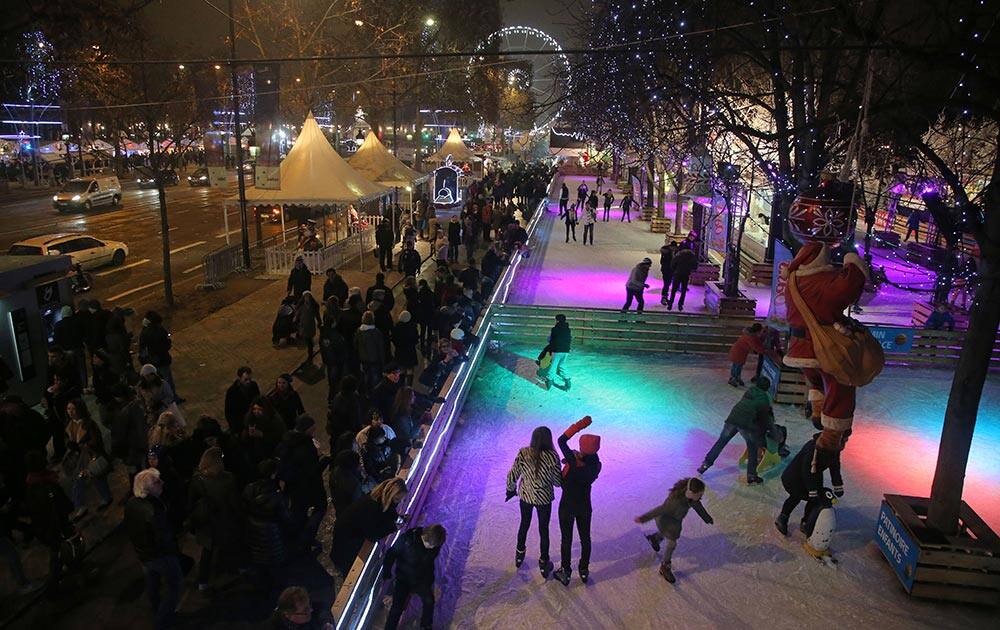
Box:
[559,183,570,218]
[553,416,601,586]
[621,258,652,314]
[242,398,286,467]
[111,385,150,479]
[224,366,260,435]
[186,447,244,591]
[104,311,133,377]
[243,458,292,584]
[447,216,462,263]
[53,305,88,388]
[698,377,777,484]
[576,181,588,209]
[391,312,420,383]
[462,215,479,264]
[602,189,615,221]
[286,257,312,299]
[297,291,322,365]
[268,374,306,431]
[415,279,438,353]
[582,198,597,245]
[775,431,846,536]
[620,193,634,222]
[635,476,714,583]
[537,314,572,391]
[357,421,401,484]
[138,311,179,400]
[330,477,407,577]
[659,239,677,305]
[376,220,395,272]
[505,426,563,578]
[275,415,328,554]
[124,469,183,630]
[398,242,422,278]
[383,524,447,630]
[22,450,74,589]
[63,398,112,519]
[136,364,176,428]
[322,267,349,305]
[327,375,364,449]
[355,311,386,392]
[564,198,578,243]
[328,450,364,515]
[727,323,773,386]
[319,318,348,406]
[666,246,698,311]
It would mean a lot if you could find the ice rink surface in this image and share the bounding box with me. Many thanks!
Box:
[391,345,999,629]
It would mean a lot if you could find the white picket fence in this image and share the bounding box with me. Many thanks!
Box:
[264,226,375,276]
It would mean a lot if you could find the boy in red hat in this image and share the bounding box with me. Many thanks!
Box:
[782,241,867,445]
[553,416,601,585]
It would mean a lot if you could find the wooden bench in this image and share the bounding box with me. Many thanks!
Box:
[641,206,657,221]
[650,217,672,233]
[690,261,721,286]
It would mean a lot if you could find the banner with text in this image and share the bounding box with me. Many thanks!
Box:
[253,63,281,190]
[767,241,793,326]
[204,131,229,188]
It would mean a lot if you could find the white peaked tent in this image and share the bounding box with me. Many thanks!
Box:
[424,128,481,165]
[238,112,386,205]
[348,131,427,187]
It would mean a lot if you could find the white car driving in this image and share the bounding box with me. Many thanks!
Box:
[8,233,130,269]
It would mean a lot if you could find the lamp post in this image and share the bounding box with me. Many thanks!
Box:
[229,0,251,268]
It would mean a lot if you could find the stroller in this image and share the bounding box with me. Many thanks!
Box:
[271,295,298,346]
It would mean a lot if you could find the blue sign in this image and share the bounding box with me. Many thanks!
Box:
[869,326,914,354]
[760,355,781,400]
[875,500,919,591]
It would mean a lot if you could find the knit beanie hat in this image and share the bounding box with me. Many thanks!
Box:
[399,310,412,323]
[450,327,465,341]
[579,434,601,455]
[641,257,652,266]
[295,414,316,432]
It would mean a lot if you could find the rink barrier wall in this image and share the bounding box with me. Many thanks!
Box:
[331,176,558,629]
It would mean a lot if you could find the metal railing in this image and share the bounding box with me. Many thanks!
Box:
[198,226,299,289]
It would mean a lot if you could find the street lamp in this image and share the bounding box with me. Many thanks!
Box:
[425,17,436,27]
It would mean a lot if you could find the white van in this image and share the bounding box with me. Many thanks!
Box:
[52,176,122,212]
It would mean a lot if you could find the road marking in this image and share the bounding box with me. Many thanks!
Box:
[183,263,203,274]
[169,240,206,254]
[215,229,241,239]
[94,258,150,277]
[108,280,164,302]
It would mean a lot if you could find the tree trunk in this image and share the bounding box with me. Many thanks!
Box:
[646,157,655,207]
[674,166,684,235]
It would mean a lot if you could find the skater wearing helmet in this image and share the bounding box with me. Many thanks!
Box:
[553,416,601,586]
[621,258,652,314]
[635,477,714,583]
[506,426,562,578]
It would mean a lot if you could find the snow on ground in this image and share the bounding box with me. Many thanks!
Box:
[385,345,999,629]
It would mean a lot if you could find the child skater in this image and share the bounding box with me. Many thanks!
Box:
[506,426,563,578]
[553,416,601,586]
[635,477,714,583]
[775,431,846,536]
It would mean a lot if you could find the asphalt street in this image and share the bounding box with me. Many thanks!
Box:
[0,180,284,310]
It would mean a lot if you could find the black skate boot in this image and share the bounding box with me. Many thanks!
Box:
[659,564,676,583]
[697,462,710,475]
[645,534,661,552]
[747,475,764,485]
[515,548,526,568]
[578,565,589,583]
[553,567,571,586]
[775,512,789,536]
[539,558,554,579]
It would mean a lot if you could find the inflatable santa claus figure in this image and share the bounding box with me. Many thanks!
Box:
[782,241,868,443]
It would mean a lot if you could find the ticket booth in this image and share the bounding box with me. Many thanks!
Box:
[0,255,72,405]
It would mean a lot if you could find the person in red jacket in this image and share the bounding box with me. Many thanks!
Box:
[782,241,867,444]
[727,323,769,387]
[553,416,601,586]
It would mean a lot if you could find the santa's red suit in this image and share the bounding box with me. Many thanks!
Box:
[782,242,868,434]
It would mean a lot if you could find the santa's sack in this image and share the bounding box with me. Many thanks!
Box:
[788,272,884,387]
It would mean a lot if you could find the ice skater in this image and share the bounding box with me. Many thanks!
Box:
[727,323,771,386]
[635,477,714,583]
[621,258,652,315]
[383,524,447,630]
[553,416,601,586]
[602,189,614,221]
[506,426,562,578]
[535,314,571,391]
[559,183,570,218]
[697,376,778,484]
[775,431,845,537]
[620,192,633,222]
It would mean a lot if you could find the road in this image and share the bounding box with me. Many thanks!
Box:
[0,182,285,311]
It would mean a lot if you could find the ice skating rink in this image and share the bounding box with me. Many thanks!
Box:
[390,346,999,629]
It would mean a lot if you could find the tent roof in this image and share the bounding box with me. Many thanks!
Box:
[425,128,481,163]
[237,113,385,205]
[348,131,427,187]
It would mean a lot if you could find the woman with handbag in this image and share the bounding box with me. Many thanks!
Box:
[63,398,113,519]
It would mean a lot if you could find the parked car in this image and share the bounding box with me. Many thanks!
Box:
[136,169,180,188]
[8,233,129,269]
[52,176,122,212]
[188,168,210,186]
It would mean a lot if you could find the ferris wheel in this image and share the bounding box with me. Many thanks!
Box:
[466,26,571,136]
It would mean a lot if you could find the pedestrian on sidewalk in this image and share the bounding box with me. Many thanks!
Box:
[392,312,419,385]
[225,366,260,437]
[187,447,244,592]
[506,426,562,578]
[620,192,634,222]
[355,311,386,392]
[286,256,312,300]
[53,305,87,387]
[376,219,395,272]
[23,450,74,591]
[559,182,570,218]
[398,241,422,278]
[463,215,479,264]
[564,200,578,243]
[447,216,462,263]
[330,477,407,577]
[775,431,846,536]
[63,398,113,519]
[268,374,305,431]
[481,201,493,242]
[242,458,291,588]
[323,267,349,305]
[697,376,777,485]
[635,477,714,584]
[621,258,652,314]
[124,469,183,630]
[329,449,364,516]
[138,311,180,402]
[327,374,364,450]
[415,279,438,354]
[666,246,698,311]
[383,524,447,630]
[553,416,601,586]
[602,189,614,221]
[366,273,395,312]
[659,239,677,305]
[320,315,348,407]
[276,415,329,555]
[297,291,322,365]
